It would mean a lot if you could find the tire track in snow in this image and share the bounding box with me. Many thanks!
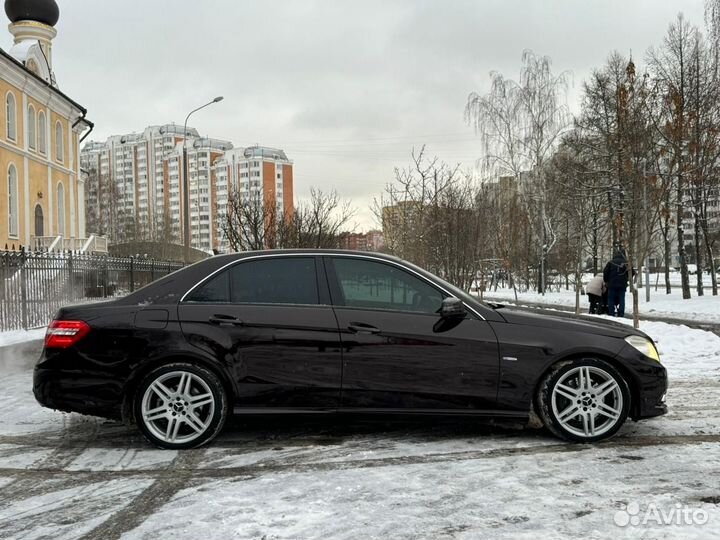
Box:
[0,413,101,506]
[1,433,719,483]
[78,448,206,540]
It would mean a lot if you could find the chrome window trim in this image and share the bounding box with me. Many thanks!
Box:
[178,252,486,321]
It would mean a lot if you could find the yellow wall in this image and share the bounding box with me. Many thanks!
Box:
[0,75,78,249]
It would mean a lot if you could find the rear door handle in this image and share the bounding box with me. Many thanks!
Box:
[348,323,381,335]
[209,314,244,326]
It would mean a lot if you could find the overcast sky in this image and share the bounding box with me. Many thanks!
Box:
[13,0,706,228]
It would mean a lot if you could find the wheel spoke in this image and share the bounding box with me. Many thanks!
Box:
[166,416,181,442]
[558,403,581,423]
[144,405,167,422]
[184,411,208,434]
[596,402,621,420]
[596,380,619,400]
[581,367,593,391]
[555,383,578,401]
[189,392,214,408]
[587,413,595,436]
[582,412,592,436]
[180,373,194,396]
[150,380,173,401]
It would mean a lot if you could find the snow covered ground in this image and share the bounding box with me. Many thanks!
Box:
[481,283,720,324]
[0,321,719,539]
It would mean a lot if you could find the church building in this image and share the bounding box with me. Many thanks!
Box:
[1,0,97,251]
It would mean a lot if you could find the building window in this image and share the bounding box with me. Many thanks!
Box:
[6,92,17,141]
[8,164,19,237]
[55,121,64,162]
[57,182,65,236]
[27,105,36,150]
[38,111,46,154]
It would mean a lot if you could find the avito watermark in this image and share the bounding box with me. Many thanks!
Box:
[614,502,709,527]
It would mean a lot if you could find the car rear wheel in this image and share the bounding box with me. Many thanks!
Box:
[134,362,228,449]
[537,358,630,443]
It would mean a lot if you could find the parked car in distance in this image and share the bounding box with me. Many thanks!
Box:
[34,250,667,449]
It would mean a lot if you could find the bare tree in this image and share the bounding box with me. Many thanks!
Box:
[281,188,356,249]
[375,147,487,290]
[562,52,673,327]
[465,50,572,294]
[222,188,354,252]
[647,14,698,300]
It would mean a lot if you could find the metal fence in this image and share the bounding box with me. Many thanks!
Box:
[0,248,184,332]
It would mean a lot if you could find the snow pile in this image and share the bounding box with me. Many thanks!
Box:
[0,328,46,348]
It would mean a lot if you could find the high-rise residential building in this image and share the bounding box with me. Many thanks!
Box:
[1,0,101,251]
[81,127,294,253]
[210,146,294,252]
[80,125,230,250]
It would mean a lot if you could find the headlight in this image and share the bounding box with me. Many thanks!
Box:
[625,335,661,362]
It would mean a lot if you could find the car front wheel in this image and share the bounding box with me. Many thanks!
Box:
[537,358,630,443]
[134,362,228,449]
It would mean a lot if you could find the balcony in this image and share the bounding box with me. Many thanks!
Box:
[31,235,109,254]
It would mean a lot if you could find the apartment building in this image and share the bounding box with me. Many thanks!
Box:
[338,230,384,252]
[210,146,294,252]
[81,130,294,253]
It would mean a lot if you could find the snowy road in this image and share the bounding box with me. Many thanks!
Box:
[1,326,719,539]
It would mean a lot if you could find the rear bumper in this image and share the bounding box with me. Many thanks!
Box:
[34,362,123,420]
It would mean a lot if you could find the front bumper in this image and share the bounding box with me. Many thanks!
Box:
[617,344,668,420]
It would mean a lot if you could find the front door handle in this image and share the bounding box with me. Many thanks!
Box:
[348,323,381,335]
[209,314,244,326]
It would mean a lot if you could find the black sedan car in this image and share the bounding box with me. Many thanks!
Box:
[34,250,667,449]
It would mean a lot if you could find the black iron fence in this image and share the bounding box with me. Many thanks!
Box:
[0,248,184,332]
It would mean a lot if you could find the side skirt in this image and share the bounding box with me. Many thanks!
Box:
[232,406,529,420]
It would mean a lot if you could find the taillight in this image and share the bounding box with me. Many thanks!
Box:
[45,320,91,349]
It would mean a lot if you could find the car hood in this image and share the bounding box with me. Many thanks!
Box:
[495,307,646,339]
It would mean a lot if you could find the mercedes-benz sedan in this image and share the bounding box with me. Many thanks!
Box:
[34,250,667,449]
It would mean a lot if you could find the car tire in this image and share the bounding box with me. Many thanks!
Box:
[134,362,228,449]
[537,358,630,443]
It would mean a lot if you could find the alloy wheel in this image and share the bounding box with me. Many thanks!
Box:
[140,370,216,445]
[550,365,624,439]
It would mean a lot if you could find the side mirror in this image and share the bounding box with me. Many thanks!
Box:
[440,296,466,319]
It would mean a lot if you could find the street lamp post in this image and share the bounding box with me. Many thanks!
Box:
[183,96,224,263]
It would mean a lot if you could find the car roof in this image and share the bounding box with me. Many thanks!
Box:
[118,250,405,306]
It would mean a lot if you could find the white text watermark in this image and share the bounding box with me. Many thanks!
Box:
[614,502,709,528]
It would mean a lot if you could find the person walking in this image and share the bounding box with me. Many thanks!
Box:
[603,249,630,317]
[586,273,605,314]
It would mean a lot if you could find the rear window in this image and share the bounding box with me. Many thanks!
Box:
[185,257,319,305]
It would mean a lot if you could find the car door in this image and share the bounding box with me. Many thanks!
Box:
[325,256,500,411]
[178,255,343,410]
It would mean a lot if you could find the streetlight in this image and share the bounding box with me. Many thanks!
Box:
[183,96,224,263]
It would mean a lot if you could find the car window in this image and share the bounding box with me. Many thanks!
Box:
[331,257,444,314]
[186,257,319,305]
[186,269,231,302]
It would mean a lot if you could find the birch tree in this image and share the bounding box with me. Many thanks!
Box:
[465,50,572,293]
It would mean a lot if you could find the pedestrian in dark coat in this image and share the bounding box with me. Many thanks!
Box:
[603,250,630,317]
